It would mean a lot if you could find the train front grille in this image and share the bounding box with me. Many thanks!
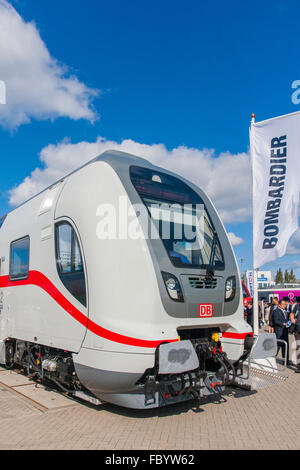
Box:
[188,276,217,289]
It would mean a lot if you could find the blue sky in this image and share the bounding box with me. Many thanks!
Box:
[1,0,300,276]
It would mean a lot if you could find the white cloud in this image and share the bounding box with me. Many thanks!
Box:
[286,228,300,255]
[0,0,98,128]
[227,232,244,246]
[8,137,252,225]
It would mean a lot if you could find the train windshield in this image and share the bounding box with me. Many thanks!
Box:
[130,166,225,270]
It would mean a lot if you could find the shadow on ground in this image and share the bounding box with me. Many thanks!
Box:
[94,386,257,419]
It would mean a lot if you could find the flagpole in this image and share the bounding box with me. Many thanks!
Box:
[250,113,259,337]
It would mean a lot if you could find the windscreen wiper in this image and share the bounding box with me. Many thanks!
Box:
[205,230,217,280]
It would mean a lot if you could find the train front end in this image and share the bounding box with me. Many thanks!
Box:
[74,153,253,409]
[125,165,253,407]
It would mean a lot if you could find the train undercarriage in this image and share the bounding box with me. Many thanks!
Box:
[1,328,253,408]
[4,339,83,394]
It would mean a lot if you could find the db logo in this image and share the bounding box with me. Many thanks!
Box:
[199,304,213,317]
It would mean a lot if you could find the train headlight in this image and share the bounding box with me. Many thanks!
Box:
[166,278,176,290]
[162,272,184,302]
[225,276,236,302]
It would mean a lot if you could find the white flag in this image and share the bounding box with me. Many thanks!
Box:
[250,111,300,269]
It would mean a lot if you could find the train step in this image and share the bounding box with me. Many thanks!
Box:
[72,390,103,406]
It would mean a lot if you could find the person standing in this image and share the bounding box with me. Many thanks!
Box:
[273,299,289,362]
[290,301,300,373]
[264,302,271,324]
[245,301,253,330]
[268,297,279,333]
[290,299,299,316]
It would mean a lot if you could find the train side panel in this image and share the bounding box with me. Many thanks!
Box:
[0,183,88,352]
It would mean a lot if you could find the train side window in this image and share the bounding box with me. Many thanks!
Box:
[10,236,30,281]
[55,222,87,307]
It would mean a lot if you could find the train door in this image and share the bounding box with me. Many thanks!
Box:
[55,221,87,308]
[51,218,89,350]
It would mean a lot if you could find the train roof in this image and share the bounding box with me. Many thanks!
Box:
[0,150,152,220]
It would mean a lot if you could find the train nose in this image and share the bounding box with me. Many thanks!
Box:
[180,274,225,318]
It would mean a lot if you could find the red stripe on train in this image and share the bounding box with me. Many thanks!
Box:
[0,271,177,348]
[221,332,253,339]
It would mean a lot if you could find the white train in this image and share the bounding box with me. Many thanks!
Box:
[0,151,253,409]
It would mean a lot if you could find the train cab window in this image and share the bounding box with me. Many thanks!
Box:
[10,236,30,280]
[55,222,87,307]
[130,166,225,270]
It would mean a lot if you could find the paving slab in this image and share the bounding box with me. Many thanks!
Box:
[0,386,42,423]
[0,370,35,387]
[0,366,78,410]
[0,363,299,449]
[14,383,78,410]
